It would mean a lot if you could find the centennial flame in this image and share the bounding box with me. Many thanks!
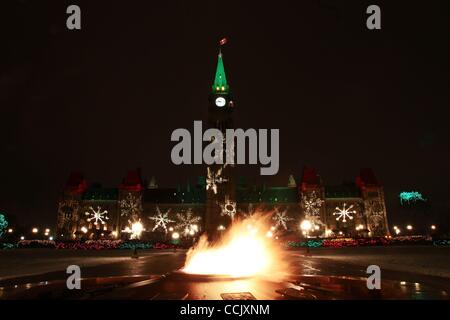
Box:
[182,214,288,279]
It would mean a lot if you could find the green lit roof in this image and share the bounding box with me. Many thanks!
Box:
[82,188,118,201]
[212,52,229,93]
[237,186,299,203]
[325,184,361,199]
[144,187,206,204]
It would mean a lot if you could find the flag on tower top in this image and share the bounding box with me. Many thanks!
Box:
[219,37,228,46]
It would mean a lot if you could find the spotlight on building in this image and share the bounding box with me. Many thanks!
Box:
[300,220,312,232]
[131,222,144,239]
[20,236,25,240]
[431,225,436,230]
[32,228,38,234]
[7,228,13,233]
[406,225,413,231]
[300,220,312,239]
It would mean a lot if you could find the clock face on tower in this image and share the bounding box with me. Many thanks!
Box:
[215,97,226,107]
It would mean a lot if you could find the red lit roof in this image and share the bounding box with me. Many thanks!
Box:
[119,169,143,191]
[64,172,87,194]
[356,168,380,189]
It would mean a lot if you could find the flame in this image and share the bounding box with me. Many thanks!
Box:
[182,214,288,279]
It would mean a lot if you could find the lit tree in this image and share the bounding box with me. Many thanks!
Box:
[399,191,426,205]
[0,213,8,238]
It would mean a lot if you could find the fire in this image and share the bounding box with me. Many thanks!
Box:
[182,214,288,279]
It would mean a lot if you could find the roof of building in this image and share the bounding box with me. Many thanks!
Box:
[325,183,361,199]
[119,169,144,191]
[82,187,118,201]
[356,168,381,188]
[64,171,88,194]
[212,52,229,93]
[300,166,321,190]
[237,186,299,203]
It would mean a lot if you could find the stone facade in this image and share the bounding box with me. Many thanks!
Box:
[56,167,389,240]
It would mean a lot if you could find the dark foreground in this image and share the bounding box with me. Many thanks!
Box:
[0,246,449,299]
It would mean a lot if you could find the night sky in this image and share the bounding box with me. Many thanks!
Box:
[1,0,449,229]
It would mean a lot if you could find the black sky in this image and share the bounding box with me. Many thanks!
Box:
[1,0,449,228]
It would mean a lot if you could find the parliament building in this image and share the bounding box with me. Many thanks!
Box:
[56,50,389,240]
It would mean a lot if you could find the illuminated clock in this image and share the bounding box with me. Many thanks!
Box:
[215,97,226,107]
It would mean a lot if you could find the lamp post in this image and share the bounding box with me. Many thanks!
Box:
[300,220,312,254]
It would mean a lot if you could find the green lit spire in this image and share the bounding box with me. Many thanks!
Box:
[212,52,229,94]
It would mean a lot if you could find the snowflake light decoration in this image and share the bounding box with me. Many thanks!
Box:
[119,192,142,218]
[220,197,237,220]
[85,206,109,226]
[366,200,384,228]
[272,207,293,230]
[301,191,324,217]
[175,209,201,236]
[333,203,356,222]
[149,207,174,233]
[206,167,228,194]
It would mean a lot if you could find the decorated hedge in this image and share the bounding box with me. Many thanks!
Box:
[9,240,177,250]
[0,243,16,250]
[3,236,449,250]
[287,236,434,248]
[433,239,450,246]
